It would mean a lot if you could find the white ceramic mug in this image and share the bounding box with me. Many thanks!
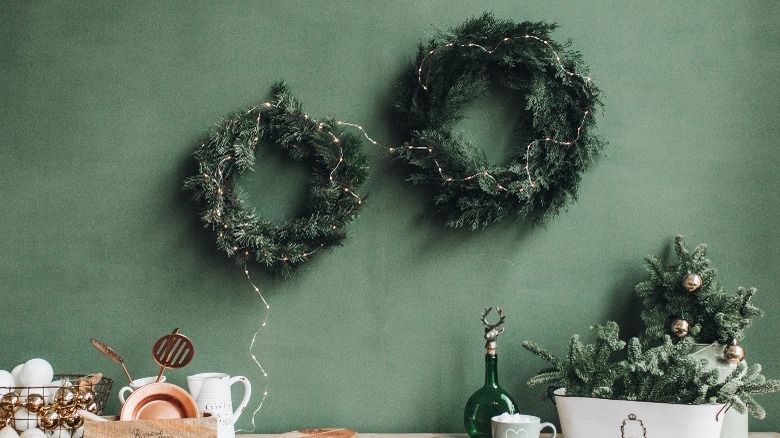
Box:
[118,375,166,404]
[187,372,251,438]
[492,414,557,438]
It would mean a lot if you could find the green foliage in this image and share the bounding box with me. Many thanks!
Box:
[523,322,780,418]
[393,12,604,229]
[636,235,764,344]
[183,82,368,277]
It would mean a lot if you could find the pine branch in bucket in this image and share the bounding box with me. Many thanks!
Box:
[522,321,780,418]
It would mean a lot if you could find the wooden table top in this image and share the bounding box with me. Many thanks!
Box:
[242,433,780,437]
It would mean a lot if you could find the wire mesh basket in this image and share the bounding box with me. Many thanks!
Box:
[0,373,113,433]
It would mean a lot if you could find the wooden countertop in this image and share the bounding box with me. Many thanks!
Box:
[242,433,779,437]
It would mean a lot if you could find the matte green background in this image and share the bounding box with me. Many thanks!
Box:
[2,0,779,433]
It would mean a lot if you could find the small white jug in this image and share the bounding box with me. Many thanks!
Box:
[187,372,251,438]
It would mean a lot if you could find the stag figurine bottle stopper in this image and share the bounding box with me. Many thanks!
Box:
[464,307,518,438]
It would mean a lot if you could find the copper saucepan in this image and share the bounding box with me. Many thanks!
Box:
[119,382,199,420]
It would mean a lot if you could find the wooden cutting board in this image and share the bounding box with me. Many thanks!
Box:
[276,429,358,438]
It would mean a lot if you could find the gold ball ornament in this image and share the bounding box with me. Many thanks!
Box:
[76,388,95,407]
[25,393,46,413]
[682,272,703,292]
[671,319,691,338]
[65,414,84,429]
[0,393,19,412]
[85,401,99,413]
[724,340,746,364]
[53,387,77,408]
[39,406,60,430]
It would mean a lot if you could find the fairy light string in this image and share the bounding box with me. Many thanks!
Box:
[235,262,269,434]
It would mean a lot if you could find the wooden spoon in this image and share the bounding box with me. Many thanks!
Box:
[90,338,133,384]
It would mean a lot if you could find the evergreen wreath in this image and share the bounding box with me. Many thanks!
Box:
[183,82,368,278]
[393,13,604,229]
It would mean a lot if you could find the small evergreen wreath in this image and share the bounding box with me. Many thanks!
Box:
[184,82,368,277]
[393,13,604,229]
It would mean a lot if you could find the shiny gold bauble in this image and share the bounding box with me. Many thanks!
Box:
[76,388,95,407]
[0,393,19,412]
[671,319,691,338]
[724,341,746,364]
[39,407,60,430]
[25,393,46,413]
[682,272,703,292]
[65,414,84,429]
[56,402,77,418]
[53,387,77,407]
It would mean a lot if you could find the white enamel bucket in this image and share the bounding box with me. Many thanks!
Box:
[552,388,726,438]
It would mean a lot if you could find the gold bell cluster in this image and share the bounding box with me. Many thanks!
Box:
[0,374,103,434]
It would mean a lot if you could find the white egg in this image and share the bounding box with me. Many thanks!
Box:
[18,429,45,438]
[18,359,53,387]
[12,407,38,431]
[0,370,14,396]
[71,426,84,438]
[10,364,24,383]
[46,428,70,438]
[0,427,21,438]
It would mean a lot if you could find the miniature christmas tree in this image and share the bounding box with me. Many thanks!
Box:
[635,235,763,347]
[522,235,780,418]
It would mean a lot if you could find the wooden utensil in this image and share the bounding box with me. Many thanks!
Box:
[152,328,195,382]
[90,338,133,384]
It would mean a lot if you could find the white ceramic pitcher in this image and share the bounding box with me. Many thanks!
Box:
[187,372,251,438]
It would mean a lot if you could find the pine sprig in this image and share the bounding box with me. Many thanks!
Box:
[183,82,368,277]
[393,12,604,229]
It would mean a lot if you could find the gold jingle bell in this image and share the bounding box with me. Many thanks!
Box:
[0,393,19,412]
[724,340,746,364]
[76,388,96,407]
[65,414,84,429]
[85,401,100,413]
[54,386,78,407]
[671,319,690,338]
[682,272,703,292]
[39,406,60,430]
[25,393,46,413]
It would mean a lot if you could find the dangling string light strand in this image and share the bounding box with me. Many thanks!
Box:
[236,262,270,434]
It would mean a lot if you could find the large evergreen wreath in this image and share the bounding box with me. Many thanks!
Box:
[184,82,368,277]
[393,13,604,229]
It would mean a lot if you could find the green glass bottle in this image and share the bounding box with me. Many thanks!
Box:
[464,307,518,438]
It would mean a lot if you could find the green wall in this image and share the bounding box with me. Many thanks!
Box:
[2,0,779,433]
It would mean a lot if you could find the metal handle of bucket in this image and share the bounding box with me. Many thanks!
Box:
[620,413,647,438]
[547,386,558,406]
[716,401,733,421]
